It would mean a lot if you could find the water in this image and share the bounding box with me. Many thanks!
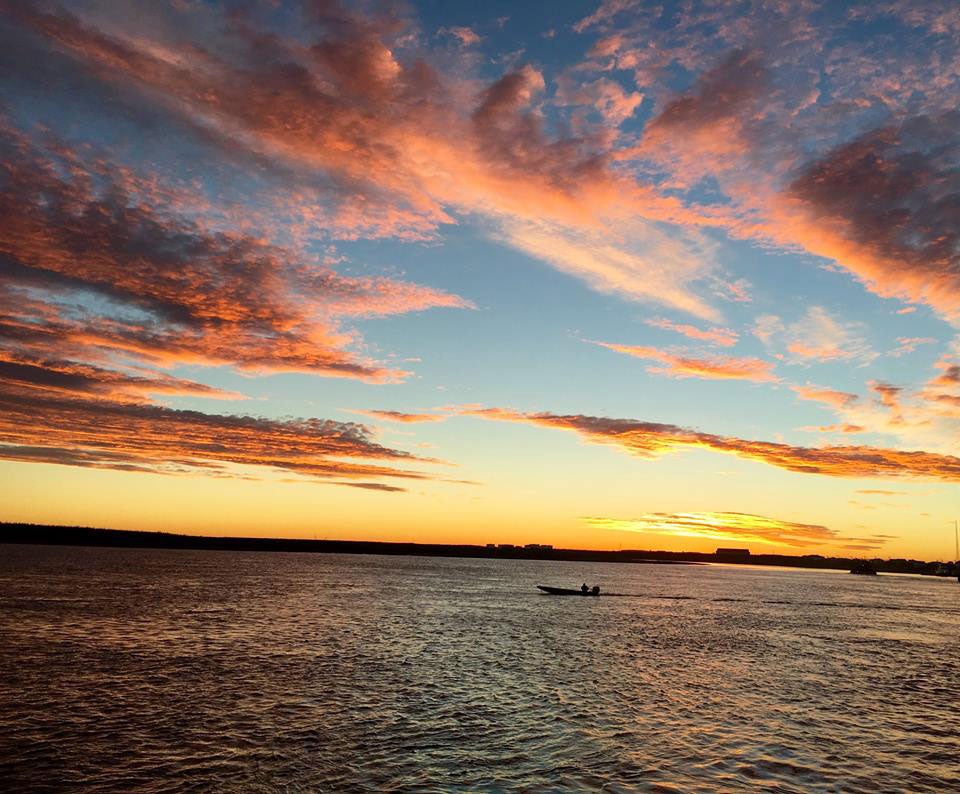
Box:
[1,545,958,792]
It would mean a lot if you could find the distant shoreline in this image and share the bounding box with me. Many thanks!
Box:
[1,522,953,576]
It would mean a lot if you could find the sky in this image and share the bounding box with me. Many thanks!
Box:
[1,0,959,560]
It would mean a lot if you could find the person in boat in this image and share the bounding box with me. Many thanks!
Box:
[581,583,589,593]
[592,585,600,596]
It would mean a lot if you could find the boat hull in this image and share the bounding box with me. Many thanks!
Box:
[537,585,599,596]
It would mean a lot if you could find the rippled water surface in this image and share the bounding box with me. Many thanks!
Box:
[2,545,959,792]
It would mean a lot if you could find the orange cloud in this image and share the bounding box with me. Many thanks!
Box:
[788,342,841,360]
[624,37,960,325]
[459,407,960,482]
[0,121,469,384]
[594,342,778,382]
[782,307,874,364]
[3,2,728,318]
[645,317,738,347]
[777,116,960,322]
[212,15,960,330]
[863,381,907,431]
[650,54,960,323]
[786,359,960,453]
[791,384,859,409]
[350,409,447,424]
[927,360,960,388]
[0,356,242,402]
[798,424,866,434]
[638,50,767,164]
[0,372,439,488]
[890,337,936,357]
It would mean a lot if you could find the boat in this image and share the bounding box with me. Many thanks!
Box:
[850,560,878,575]
[537,585,600,596]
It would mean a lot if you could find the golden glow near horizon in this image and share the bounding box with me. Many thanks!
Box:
[581,512,881,552]
[1,2,959,562]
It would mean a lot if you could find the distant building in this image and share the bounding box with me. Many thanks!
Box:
[498,543,516,550]
[716,547,751,561]
[524,543,553,551]
[486,543,496,549]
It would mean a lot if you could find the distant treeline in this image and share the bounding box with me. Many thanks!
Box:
[0,522,952,575]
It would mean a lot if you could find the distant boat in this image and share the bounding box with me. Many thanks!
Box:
[537,585,600,596]
[850,560,878,576]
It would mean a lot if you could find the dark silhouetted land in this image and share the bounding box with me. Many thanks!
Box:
[3,522,957,576]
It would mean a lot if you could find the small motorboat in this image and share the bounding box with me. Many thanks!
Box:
[537,585,600,596]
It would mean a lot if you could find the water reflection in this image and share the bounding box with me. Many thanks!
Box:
[1,546,958,792]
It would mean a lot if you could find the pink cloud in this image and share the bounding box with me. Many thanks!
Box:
[588,34,625,58]
[441,26,480,46]
[636,50,768,166]
[555,75,644,125]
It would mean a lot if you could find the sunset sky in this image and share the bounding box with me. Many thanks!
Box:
[2,0,960,560]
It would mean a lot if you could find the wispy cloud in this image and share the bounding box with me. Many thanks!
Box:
[0,356,242,402]
[0,122,469,384]
[788,360,960,455]
[0,1,729,320]
[783,308,875,364]
[593,342,777,382]
[439,26,481,46]
[0,372,441,488]
[792,384,859,409]
[555,74,644,125]
[890,337,937,358]
[798,423,865,434]
[598,12,960,325]
[349,409,447,424]
[645,317,738,347]
[458,407,960,482]
[502,220,720,319]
